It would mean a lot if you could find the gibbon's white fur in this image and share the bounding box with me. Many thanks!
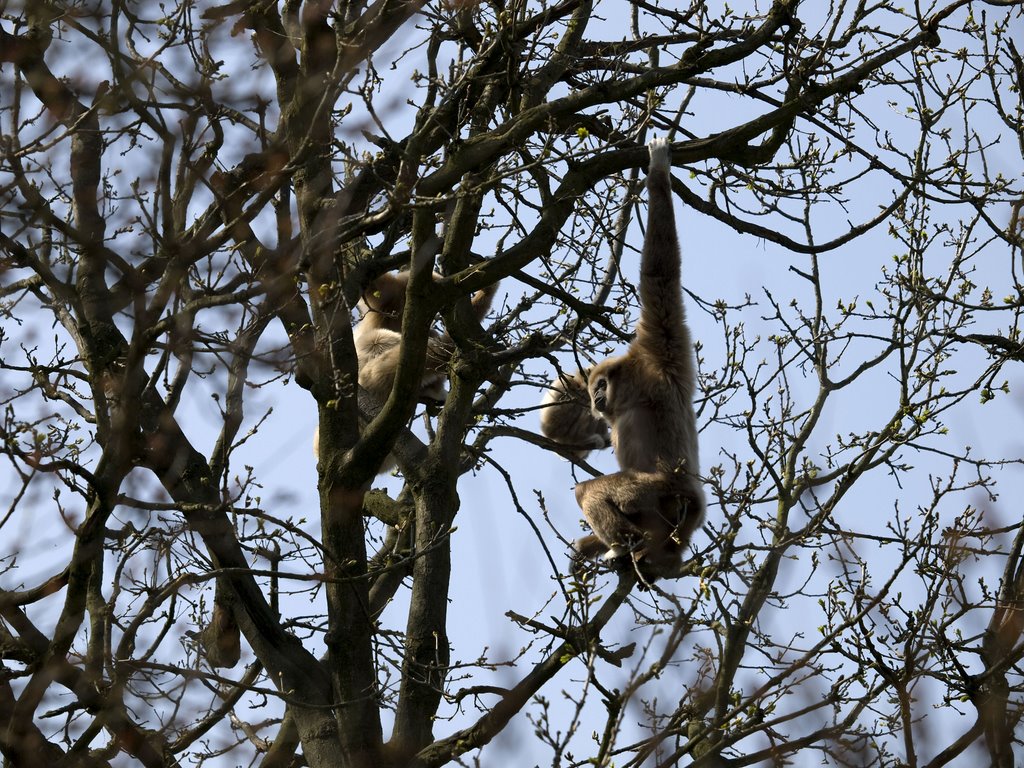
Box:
[314,269,498,474]
[352,269,452,404]
[541,138,705,585]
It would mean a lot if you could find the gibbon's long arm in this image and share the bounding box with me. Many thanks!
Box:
[633,139,693,395]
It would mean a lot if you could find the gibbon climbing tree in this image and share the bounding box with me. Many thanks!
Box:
[2,1,1024,766]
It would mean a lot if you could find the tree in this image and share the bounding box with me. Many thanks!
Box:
[2,0,1024,766]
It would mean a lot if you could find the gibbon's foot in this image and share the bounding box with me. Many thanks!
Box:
[599,549,634,575]
[571,555,631,582]
[632,561,655,592]
[569,551,591,580]
[420,393,447,415]
[648,136,671,171]
[602,545,627,561]
[571,540,630,578]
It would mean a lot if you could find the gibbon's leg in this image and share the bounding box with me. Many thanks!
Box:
[540,370,611,458]
[573,472,653,560]
[629,478,704,586]
[628,499,685,588]
[569,533,628,579]
[573,468,704,585]
[573,534,612,561]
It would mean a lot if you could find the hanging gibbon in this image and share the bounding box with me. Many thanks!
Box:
[541,137,705,585]
[314,269,498,474]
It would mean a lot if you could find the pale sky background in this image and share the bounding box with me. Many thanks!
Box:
[3,1,1024,765]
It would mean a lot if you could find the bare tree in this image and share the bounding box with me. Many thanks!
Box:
[2,1,1024,766]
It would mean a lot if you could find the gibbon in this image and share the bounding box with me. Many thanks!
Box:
[356,270,450,404]
[197,597,241,669]
[544,137,705,584]
[353,268,498,401]
[314,269,498,472]
[538,370,611,458]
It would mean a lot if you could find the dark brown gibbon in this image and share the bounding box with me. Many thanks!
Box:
[314,270,498,473]
[542,137,705,585]
[197,597,241,669]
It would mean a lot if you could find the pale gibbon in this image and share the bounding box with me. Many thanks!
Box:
[354,268,498,401]
[541,137,705,585]
[355,270,456,403]
[314,269,498,472]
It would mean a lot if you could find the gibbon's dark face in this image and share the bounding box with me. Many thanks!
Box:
[589,363,616,414]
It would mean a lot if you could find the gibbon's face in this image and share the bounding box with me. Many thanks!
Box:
[588,361,616,416]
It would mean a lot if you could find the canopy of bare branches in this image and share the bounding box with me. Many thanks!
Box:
[2,1,1024,766]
